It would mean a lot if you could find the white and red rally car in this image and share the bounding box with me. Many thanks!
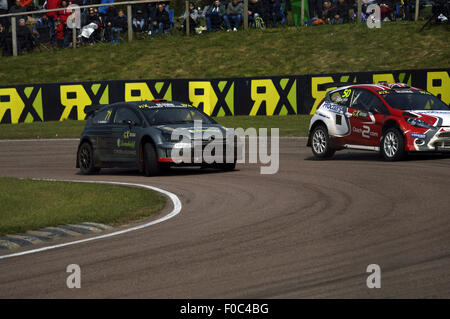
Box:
[307,82,450,161]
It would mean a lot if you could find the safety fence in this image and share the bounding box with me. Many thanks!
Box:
[0,0,427,56]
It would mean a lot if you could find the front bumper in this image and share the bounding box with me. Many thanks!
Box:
[407,128,450,152]
[157,137,241,164]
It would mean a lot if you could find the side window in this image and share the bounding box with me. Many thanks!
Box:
[92,108,113,124]
[329,88,352,107]
[113,107,141,125]
[350,89,387,113]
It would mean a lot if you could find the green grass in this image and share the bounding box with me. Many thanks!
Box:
[0,177,166,236]
[0,120,88,139]
[0,115,312,139]
[0,22,448,86]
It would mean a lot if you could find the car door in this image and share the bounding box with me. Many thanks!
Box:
[110,105,142,163]
[346,89,385,147]
[89,107,115,162]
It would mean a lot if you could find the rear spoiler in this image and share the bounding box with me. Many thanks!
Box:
[317,82,356,91]
[84,104,106,117]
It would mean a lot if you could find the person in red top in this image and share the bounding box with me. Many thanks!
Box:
[55,18,65,48]
[46,0,62,21]
[57,0,72,24]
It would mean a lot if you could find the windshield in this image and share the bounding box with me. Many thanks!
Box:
[143,107,217,125]
[381,92,449,111]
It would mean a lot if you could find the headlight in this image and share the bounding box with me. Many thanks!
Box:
[405,118,432,129]
[161,131,185,142]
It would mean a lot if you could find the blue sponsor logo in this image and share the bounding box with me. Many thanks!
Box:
[317,112,330,119]
[321,102,343,114]
[411,133,427,139]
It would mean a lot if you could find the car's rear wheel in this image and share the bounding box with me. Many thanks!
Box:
[311,125,335,159]
[78,142,100,175]
[381,128,405,161]
[144,143,161,176]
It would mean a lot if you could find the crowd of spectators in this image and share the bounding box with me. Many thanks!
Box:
[0,0,440,56]
[307,0,417,25]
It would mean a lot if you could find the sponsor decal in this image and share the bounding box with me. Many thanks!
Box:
[317,112,330,119]
[322,102,344,114]
[352,110,368,118]
[411,133,427,139]
[353,126,378,139]
[1,69,448,124]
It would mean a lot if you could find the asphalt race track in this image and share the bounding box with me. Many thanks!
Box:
[0,138,449,298]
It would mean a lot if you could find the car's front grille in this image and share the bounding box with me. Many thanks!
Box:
[438,132,450,138]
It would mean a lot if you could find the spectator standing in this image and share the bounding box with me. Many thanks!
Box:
[104,4,117,42]
[0,0,9,32]
[45,0,61,22]
[180,2,198,34]
[16,17,32,53]
[0,22,7,55]
[9,0,27,24]
[206,0,230,32]
[226,0,243,31]
[57,0,72,24]
[331,0,348,24]
[264,0,281,27]
[147,2,156,31]
[99,0,114,17]
[320,0,332,23]
[54,18,64,47]
[152,2,170,37]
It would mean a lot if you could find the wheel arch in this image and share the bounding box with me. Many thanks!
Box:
[138,135,157,170]
[307,120,327,147]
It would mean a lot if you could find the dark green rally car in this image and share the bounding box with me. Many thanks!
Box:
[76,100,238,176]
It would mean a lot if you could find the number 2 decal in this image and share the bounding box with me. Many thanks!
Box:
[362,125,370,139]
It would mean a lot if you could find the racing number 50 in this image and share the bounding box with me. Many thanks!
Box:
[342,89,352,98]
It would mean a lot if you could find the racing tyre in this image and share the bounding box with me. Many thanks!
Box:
[78,142,100,175]
[311,125,335,159]
[381,128,405,161]
[144,143,161,176]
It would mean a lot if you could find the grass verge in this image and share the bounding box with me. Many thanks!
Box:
[0,115,312,139]
[0,22,448,86]
[0,177,166,236]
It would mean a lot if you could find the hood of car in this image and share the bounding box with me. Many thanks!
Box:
[156,123,230,139]
[413,110,450,127]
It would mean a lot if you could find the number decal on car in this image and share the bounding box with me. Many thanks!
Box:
[105,110,112,121]
[342,89,352,98]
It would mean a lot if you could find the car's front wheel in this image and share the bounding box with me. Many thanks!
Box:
[78,142,100,175]
[311,125,335,159]
[143,143,161,176]
[381,128,405,161]
[218,161,236,171]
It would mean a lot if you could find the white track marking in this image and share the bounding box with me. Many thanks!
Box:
[0,180,182,260]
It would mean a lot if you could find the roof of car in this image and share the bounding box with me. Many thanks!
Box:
[328,82,424,94]
[127,100,191,109]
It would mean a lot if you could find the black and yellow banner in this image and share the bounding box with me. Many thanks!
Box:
[0,69,448,124]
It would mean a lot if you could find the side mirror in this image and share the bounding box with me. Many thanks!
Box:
[371,105,385,114]
[122,119,136,126]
